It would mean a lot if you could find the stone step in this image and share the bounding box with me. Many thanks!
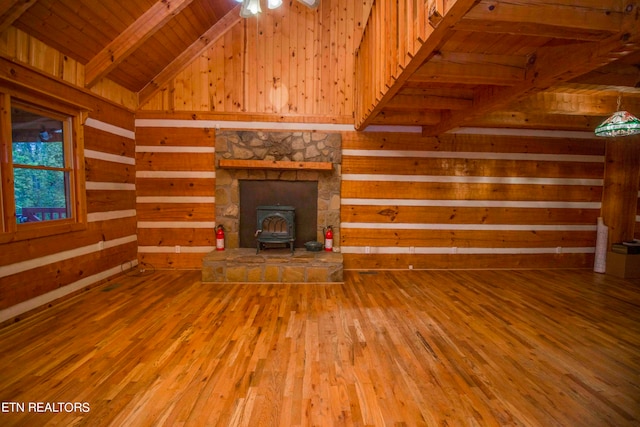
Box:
[202,248,343,283]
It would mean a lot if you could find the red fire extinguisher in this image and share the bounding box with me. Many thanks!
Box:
[216,225,225,251]
[324,225,333,252]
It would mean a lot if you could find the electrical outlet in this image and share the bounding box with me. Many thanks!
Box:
[409,265,413,270]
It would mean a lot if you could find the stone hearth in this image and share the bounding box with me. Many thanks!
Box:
[202,249,343,283]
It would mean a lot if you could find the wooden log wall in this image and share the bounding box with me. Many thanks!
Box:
[340,131,605,270]
[637,171,640,241]
[0,58,137,324]
[140,0,373,120]
[1,1,637,282]
[135,126,216,269]
[601,137,640,247]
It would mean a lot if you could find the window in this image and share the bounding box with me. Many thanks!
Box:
[0,90,86,241]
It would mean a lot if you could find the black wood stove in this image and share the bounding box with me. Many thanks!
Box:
[255,205,295,253]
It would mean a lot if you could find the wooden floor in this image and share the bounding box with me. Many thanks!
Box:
[1,269,639,426]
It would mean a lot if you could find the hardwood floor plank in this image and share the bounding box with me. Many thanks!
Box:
[0,269,639,426]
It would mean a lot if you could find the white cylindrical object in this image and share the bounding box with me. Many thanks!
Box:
[594,217,608,273]
[324,237,333,251]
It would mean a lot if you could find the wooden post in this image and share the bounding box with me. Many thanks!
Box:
[601,136,640,248]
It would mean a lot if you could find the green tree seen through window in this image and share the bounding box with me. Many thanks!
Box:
[11,106,70,223]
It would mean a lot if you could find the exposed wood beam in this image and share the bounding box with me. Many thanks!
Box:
[386,94,473,110]
[423,4,640,136]
[138,5,242,106]
[370,110,442,126]
[453,19,614,42]
[508,90,640,116]
[398,86,476,98]
[572,60,640,88]
[468,84,640,130]
[551,83,640,96]
[465,0,626,31]
[456,0,624,41]
[410,51,527,86]
[355,0,481,130]
[0,0,35,34]
[574,69,640,88]
[467,111,603,131]
[85,0,195,88]
[135,110,354,124]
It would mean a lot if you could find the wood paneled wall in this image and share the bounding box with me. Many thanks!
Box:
[601,137,640,247]
[637,172,640,241]
[353,0,437,129]
[0,59,137,324]
[140,0,373,120]
[340,131,605,270]
[135,126,216,269]
[0,27,137,110]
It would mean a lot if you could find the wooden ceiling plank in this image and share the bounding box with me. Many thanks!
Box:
[0,0,35,34]
[423,4,640,136]
[84,0,195,88]
[10,1,108,63]
[55,1,123,50]
[138,5,242,106]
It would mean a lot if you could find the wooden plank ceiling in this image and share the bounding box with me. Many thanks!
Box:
[356,0,640,134]
[1,0,639,134]
[0,0,241,98]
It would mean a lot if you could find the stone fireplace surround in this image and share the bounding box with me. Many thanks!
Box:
[203,130,343,283]
[214,130,342,248]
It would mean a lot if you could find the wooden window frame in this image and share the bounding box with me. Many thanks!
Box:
[0,89,87,243]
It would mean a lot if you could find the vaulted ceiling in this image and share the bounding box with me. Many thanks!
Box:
[1,0,241,96]
[1,0,639,134]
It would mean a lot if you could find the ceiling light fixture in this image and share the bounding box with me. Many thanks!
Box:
[235,0,319,17]
[595,96,640,137]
